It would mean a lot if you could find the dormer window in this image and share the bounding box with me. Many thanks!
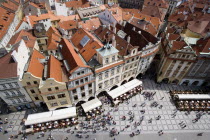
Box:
[106,58,109,64]
[112,56,115,62]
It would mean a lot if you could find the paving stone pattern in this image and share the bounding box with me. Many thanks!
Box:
[5,78,210,135]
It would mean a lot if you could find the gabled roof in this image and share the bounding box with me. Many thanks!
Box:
[171,41,187,51]
[94,26,135,56]
[0,7,15,40]
[71,28,103,62]
[58,20,77,30]
[46,27,61,50]
[47,55,62,82]
[60,38,89,74]
[27,50,45,78]
[7,30,37,49]
[168,33,180,41]
[122,9,161,30]
[78,18,102,31]
[65,0,90,9]
[188,20,210,37]
[0,51,17,79]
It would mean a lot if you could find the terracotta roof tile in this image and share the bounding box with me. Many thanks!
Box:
[78,18,102,31]
[171,41,187,51]
[0,51,17,79]
[168,33,180,41]
[47,55,63,82]
[58,14,80,22]
[27,50,45,78]
[60,38,89,74]
[65,0,90,9]
[58,20,77,30]
[143,0,169,9]
[108,7,123,22]
[71,28,103,62]
[0,7,15,40]
[7,30,37,49]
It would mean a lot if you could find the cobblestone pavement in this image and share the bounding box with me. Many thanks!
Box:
[1,78,210,140]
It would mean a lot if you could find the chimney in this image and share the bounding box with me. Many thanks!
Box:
[123,21,126,26]
[132,27,135,31]
[127,36,131,43]
[102,25,106,30]
[108,24,111,30]
[113,26,116,34]
[112,36,116,48]
[138,31,141,34]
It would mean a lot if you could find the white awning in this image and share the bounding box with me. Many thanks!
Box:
[25,111,53,126]
[108,79,142,99]
[25,107,77,126]
[51,107,76,121]
[81,98,102,113]
[177,94,210,100]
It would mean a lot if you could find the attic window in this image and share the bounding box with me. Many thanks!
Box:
[22,36,29,41]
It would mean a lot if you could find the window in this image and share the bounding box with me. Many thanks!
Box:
[81,92,85,97]
[55,87,59,90]
[51,102,58,107]
[58,94,66,98]
[34,81,38,84]
[132,58,134,61]
[16,98,21,103]
[27,82,31,85]
[30,89,35,94]
[125,66,128,70]
[89,89,92,94]
[14,82,19,87]
[104,80,108,87]
[81,71,84,74]
[81,86,84,91]
[22,98,27,102]
[60,100,68,105]
[112,56,115,62]
[115,76,119,82]
[37,40,41,44]
[2,84,6,89]
[48,88,52,91]
[74,95,78,100]
[47,95,55,100]
[111,69,114,76]
[117,66,120,72]
[105,72,109,78]
[105,58,109,64]
[88,83,92,88]
[98,83,102,89]
[35,97,39,101]
[4,91,9,96]
[11,91,16,95]
[85,77,88,82]
[10,99,16,104]
[8,83,12,88]
[72,89,77,93]
[110,78,114,84]
[99,73,102,80]
[75,81,79,85]
[80,79,84,83]
[127,60,130,63]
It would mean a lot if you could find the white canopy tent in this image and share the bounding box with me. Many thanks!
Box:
[25,107,77,126]
[108,79,142,100]
[176,94,210,100]
[25,111,53,126]
[51,107,76,121]
[81,98,102,113]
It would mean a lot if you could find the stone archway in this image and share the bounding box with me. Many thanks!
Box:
[110,85,118,91]
[76,100,86,108]
[192,81,199,86]
[182,80,190,86]
[136,73,143,79]
[128,77,134,82]
[172,79,179,84]
[97,91,108,98]
[88,96,95,101]
[121,80,127,85]
[201,82,208,87]
[162,78,169,84]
